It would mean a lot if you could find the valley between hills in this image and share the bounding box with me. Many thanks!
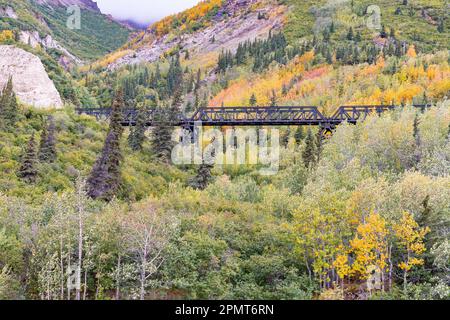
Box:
[0,0,449,300]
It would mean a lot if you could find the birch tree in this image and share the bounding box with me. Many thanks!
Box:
[121,202,177,300]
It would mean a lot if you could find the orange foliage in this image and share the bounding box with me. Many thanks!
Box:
[407,45,417,58]
[209,51,331,107]
[210,48,448,111]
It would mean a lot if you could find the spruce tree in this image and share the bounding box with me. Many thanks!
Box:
[302,128,316,168]
[270,90,277,107]
[151,88,181,163]
[281,128,291,147]
[326,48,333,64]
[282,84,288,96]
[249,93,257,106]
[315,132,324,163]
[413,113,421,145]
[347,27,354,41]
[189,163,214,190]
[128,107,148,152]
[294,126,305,144]
[39,116,57,163]
[195,69,202,92]
[0,76,18,128]
[18,133,38,183]
[380,25,387,38]
[87,89,124,201]
[167,54,183,94]
[151,104,174,163]
[437,18,444,33]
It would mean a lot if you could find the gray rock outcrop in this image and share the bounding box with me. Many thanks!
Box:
[0,45,63,109]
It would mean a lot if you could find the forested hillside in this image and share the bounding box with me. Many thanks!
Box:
[0,0,133,61]
[0,0,449,300]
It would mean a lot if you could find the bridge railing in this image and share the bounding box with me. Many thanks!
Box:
[189,106,326,125]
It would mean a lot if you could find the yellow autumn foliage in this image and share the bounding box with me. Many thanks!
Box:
[349,212,389,279]
[151,0,223,37]
[394,212,430,272]
[0,30,14,42]
[81,49,135,72]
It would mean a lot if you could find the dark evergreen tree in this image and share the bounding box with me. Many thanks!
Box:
[302,128,316,168]
[194,91,200,109]
[187,72,195,93]
[380,25,388,38]
[0,76,19,128]
[294,126,305,144]
[17,133,38,183]
[390,27,396,38]
[437,18,444,33]
[87,89,124,201]
[413,113,422,166]
[195,69,202,92]
[151,88,181,163]
[347,27,354,41]
[38,116,57,163]
[249,93,257,106]
[315,132,324,163]
[281,128,291,147]
[189,163,214,190]
[326,48,333,64]
[167,54,183,94]
[128,107,148,152]
[330,22,335,33]
[270,90,277,107]
[151,104,175,163]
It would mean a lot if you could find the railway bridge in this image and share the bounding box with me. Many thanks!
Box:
[76,104,432,134]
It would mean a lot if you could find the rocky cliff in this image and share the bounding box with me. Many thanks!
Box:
[0,45,63,109]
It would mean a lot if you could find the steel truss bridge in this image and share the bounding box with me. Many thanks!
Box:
[76,105,432,133]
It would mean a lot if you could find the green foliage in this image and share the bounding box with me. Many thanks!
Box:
[284,0,449,53]
[0,1,132,61]
[0,103,449,300]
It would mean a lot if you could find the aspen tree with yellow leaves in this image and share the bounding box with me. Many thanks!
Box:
[350,213,388,288]
[394,212,430,293]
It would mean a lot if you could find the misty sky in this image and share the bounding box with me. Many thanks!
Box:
[95,0,201,25]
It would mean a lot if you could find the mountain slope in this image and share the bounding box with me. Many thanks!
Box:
[90,0,286,70]
[94,0,448,70]
[0,0,133,61]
